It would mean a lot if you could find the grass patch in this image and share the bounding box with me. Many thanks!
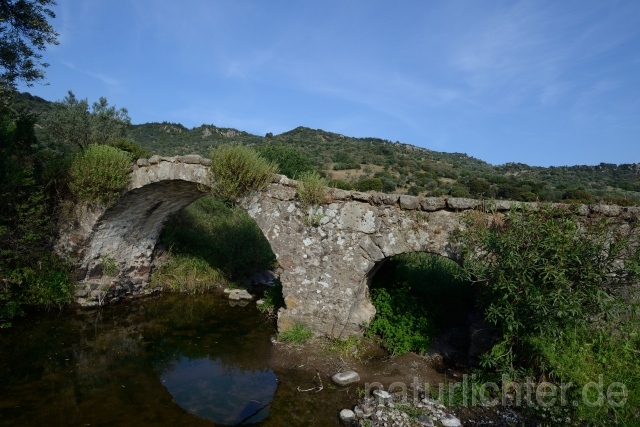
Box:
[67,144,132,206]
[209,144,277,204]
[150,253,226,293]
[322,336,365,359]
[277,322,314,344]
[297,171,327,207]
[256,280,284,314]
[161,196,276,279]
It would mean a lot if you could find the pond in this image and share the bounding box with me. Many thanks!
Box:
[0,294,354,426]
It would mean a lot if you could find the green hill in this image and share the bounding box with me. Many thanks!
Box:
[16,91,640,204]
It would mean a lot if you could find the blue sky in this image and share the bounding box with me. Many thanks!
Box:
[19,0,640,167]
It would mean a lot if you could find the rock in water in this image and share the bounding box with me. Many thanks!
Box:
[331,370,360,386]
[228,289,252,300]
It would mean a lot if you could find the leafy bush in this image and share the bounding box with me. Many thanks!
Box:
[150,253,226,293]
[296,171,327,206]
[355,177,383,192]
[67,144,132,206]
[209,144,277,204]
[454,205,640,425]
[257,144,315,179]
[106,137,150,160]
[367,284,434,355]
[277,322,314,344]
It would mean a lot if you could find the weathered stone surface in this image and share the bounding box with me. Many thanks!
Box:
[339,409,356,425]
[57,156,637,338]
[420,197,446,211]
[331,370,360,386]
[491,200,516,211]
[331,189,351,200]
[182,154,202,164]
[399,195,419,210]
[590,204,622,217]
[228,289,252,300]
[351,191,371,202]
[377,193,400,205]
[136,158,149,167]
[446,198,480,210]
[439,414,461,427]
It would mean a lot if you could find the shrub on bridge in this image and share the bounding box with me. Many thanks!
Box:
[296,171,327,207]
[209,144,277,204]
[67,144,132,206]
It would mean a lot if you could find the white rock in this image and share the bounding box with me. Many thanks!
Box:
[331,370,360,386]
[339,409,355,425]
[439,413,462,427]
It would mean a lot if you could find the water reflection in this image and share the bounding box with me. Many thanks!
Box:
[160,357,277,424]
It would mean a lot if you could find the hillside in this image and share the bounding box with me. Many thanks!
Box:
[15,91,640,204]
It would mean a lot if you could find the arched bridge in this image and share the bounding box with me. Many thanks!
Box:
[56,155,640,337]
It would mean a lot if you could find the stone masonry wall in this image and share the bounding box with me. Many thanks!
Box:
[57,155,640,335]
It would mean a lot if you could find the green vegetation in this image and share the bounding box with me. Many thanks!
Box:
[367,253,472,355]
[454,206,640,425]
[43,91,131,150]
[257,144,315,179]
[322,336,364,359]
[67,144,132,206]
[256,280,285,314]
[209,144,277,204]
[277,322,314,344]
[0,112,73,327]
[150,254,226,293]
[160,196,275,279]
[296,171,327,207]
[0,0,59,107]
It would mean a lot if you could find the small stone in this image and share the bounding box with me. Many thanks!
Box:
[339,409,356,425]
[136,158,149,167]
[228,289,252,300]
[417,414,435,426]
[331,370,360,386]
[439,413,461,427]
[373,389,392,401]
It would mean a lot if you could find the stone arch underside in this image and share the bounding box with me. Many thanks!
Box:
[242,183,464,338]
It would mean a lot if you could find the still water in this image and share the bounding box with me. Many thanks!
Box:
[0,294,348,426]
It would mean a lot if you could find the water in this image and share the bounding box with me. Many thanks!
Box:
[0,294,348,426]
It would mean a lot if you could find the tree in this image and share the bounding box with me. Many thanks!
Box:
[0,0,58,107]
[43,91,131,150]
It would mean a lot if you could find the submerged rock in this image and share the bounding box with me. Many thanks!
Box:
[228,289,253,300]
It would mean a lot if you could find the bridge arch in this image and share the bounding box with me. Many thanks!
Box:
[57,154,639,337]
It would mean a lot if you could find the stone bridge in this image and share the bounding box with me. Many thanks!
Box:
[57,155,640,337]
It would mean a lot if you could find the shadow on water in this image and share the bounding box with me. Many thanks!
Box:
[0,294,346,426]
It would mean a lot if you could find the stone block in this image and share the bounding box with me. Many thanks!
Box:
[332,189,351,200]
[399,195,419,210]
[182,154,202,164]
[590,204,622,217]
[136,158,149,167]
[148,155,160,164]
[378,193,400,205]
[420,197,446,211]
[351,191,371,202]
[446,198,480,210]
[200,158,212,166]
